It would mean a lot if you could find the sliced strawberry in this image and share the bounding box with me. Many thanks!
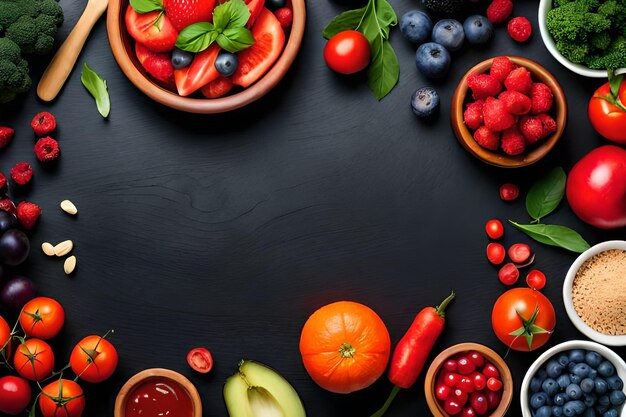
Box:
[135,43,175,86]
[163,0,216,32]
[125,6,178,53]
[174,43,221,96]
[201,77,234,98]
[245,0,265,28]
[232,8,285,88]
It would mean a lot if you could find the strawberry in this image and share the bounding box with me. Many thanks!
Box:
[135,43,175,86]
[483,97,516,132]
[519,116,546,144]
[490,56,515,84]
[200,77,233,98]
[275,7,293,30]
[16,201,41,230]
[537,113,557,136]
[163,0,216,32]
[499,90,531,115]
[467,74,502,100]
[504,67,532,95]
[530,83,553,114]
[501,126,526,155]
[487,0,513,24]
[0,127,15,149]
[474,126,500,151]
[464,100,485,130]
[125,6,178,53]
[508,17,532,42]
[0,199,16,214]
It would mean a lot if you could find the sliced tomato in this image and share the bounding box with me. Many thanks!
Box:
[125,6,178,53]
[200,77,234,98]
[174,43,221,96]
[135,43,175,86]
[245,0,265,28]
[232,8,285,88]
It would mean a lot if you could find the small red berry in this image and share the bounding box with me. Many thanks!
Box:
[486,243,506,265]
[0,198,16,214]
[485,219,504,239]
[31,112,56,137]
[499,183,519,201]
[498,262,519,285]
[487,0,513,24]
[507,17,532,43]
[34,137,60,162]
[526,269,547,290]
[0,127,14,149]
[0,172,7,193]
[16,201,41,230]
[10,162,33,186]
[275,7,293,30]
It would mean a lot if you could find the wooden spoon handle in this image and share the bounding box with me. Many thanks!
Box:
[37,2,108,102]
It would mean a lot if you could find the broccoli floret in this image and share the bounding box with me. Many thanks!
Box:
[587,36,626,70]
[556,41,590,64]
[546,2,600,43]
[0,0,63,55]
[598,0,626,30]
[0,37,32,104]
[590,31,612,51]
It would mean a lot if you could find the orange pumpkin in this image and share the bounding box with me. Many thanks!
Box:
[299,301,391,394]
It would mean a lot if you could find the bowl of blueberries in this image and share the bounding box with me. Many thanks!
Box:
[521,340,626,417]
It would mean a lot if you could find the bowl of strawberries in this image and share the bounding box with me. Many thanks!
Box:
[451,56,567,168]
[107,0,305,113]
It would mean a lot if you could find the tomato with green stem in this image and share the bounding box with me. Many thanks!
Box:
[13,338,55,381]
[19,297,65,340]
[70,334,118,383]
[588,71,626,144]
[39,379,85,417]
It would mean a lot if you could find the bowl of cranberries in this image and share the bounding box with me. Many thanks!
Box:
[107,0,305,113]
[451,56,567,168]
[424,342,513,417]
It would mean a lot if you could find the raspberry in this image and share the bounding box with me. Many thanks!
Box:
[501,126,526,155]
[537,113,557,136]
[487,0,513,24]
[483,97,516,132]
[467,74,502,100]
[0,172,6,194]
[0,127,14,149]
[275,7,293,30]
[31,112,56,137]
[508,17,532,42]
[34,137,60,162]
[0,198,16,214]
[464,99,485,130]
[10,162,33,186]
[530,83,553,114]
[474,126,500,150]
[504,67,533,95]
[519,116,546,144]
[499,90,531,115]
[16,201,41,230]
[490,56,515,83]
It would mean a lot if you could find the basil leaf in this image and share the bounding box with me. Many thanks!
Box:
[526,166,566,221]
[129,0,163,13]
[322,7,366,39]
[213,0,250,30]
[80,63,110,118]
[217,27,255,53]
[373,0,397,39]
[176,22,216,53]
[509,221,590,253]
[367,35,399,100]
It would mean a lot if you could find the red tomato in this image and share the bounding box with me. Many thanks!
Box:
[13,338,54,381]
[174,43,221,97]
[39,379,85,417]
[125,6,178,53]
[461,407,477,417]
[468,351,484,368]
[472,372,486,391]
[526,269,547,291]
[0,375,31,415]
[444,359,457,372]
[70,335,118,383]
[456,357,475,375]
[444,372,461,387]
[436,383,452,401]
[588,78,626,144]
[482,363,499,379]
[507,243,532,264]
[486,377,502,391]
[0,316,10,351]
[491,288,555,351]
[470,392,489,415]
[444,397,463,415]
[499,183,519,201]
[324,30,371,75]
[497,263,519,286]
[19,297,65,340]
[485,219,503,239]
[486,243,505,265]
[186,347,213,374]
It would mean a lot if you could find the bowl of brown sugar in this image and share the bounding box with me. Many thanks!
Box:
[564,240,626,346]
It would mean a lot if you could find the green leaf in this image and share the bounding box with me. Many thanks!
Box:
[81,63,110,118]
[129,0,163,13]
[176,22,216,53]
[216,27,255,53]
[509,221,591,253]
[526,167,566,221]
[367,36,399,100]
[322,7,366,39]
[373,0,397,39]
[212,0,250,30]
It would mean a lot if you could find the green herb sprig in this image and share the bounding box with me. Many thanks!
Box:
[81,63,110,119]
[323,0,399,100]
[129,0,163,13]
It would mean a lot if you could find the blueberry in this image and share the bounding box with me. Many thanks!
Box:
[214,52,238,77]
[569,362,578,372]
[415,42,450,79]
[595,379,608,395]
[558,355,571,367]
[410,87,439,118]
[606,375,623,391]
[463,15,493,45]
[608,390,625,406]
[584,393,598,407]
[547,360,565,378]
[589,369,598,379]
[431,19,464,52]
[558,374,572,389]
[598,361,615,378]
[536,405,554,417]
[573,363,592,378]
[532,376,545,392]
[553,406,564,417]
[543,378,559,396]
[171,48,194,70]
[571,374,582,385]
[602,409,618,417]
[598,395,611,406]
[531,392,550,409]
[400,10,432,44]
[566,383,583,400]
[581,378,596,393]
[585,352,602,368]
[582,408,597,417]
[563,400,585,417]
[554,393,569,406]
[537,369,548,380]
[596,404,609,415]
[569,350,586,363]
[265,0,285,10]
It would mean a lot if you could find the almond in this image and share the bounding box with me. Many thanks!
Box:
[64,255,76,274]
[41,242,55,256]
[60,200,78,215]
[53,240,73,257]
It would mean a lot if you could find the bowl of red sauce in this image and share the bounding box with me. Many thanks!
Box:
[115,368,202,417]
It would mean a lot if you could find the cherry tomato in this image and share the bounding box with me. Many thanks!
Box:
[457,377,475,393]
[485,219,504,239]
[444,359,458,372]
[486,377,502,391]
[468,351,484,368]
[486,243,505,265]
[499,183,519,201]
[0,316,10,350]
[436,383,452,401]
[450,388,468,406]
[0,375,31,415]
[456,357,476,375]
[472,372,486,391]
[444,397,463,415]
[444,372,461,388]
[70,335,118,383]
[39,379,85,417]
[588,77,626,144]
[13,338,54,381]
[323,30,371,75]
[497,263,519,286]
[508,243,532,264]
[19,297,65,340]
[470,392,489,415]
[186,347,213,374]
[526,269,547,291]
[482,363,500,379]
[461,407,477,417]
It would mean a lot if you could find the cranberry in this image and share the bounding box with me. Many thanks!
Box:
[499,183,520,201]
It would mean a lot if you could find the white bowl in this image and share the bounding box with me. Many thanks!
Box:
[563,240,626,346]
[538,0,626,78]
[521,340,626,417]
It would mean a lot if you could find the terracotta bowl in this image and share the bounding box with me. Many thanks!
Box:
[114,368,202,417]
[424,342,513,417]
[450,56,567,168]
[106,0,306,113]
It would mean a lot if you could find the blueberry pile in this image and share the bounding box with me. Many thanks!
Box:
[529,349,625,417]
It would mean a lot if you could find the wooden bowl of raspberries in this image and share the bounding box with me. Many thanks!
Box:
[451,56,566,168]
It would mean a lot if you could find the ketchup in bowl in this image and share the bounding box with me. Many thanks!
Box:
[125,377,193,417]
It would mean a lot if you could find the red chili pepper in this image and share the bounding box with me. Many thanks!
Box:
[370,291,455,417]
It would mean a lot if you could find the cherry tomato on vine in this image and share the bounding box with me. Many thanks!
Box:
[588,76,626,144]
[19,297,65,340]
[0,375,31,415]
[70,335,118,383]
[324,30,371,75]
[39,379,85,417]
[13,338,54,381]
[187,347,213,374]
[485,219,504,239]
[526,269,547,291]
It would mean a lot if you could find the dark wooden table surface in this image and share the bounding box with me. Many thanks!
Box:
[1,0,625,416]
